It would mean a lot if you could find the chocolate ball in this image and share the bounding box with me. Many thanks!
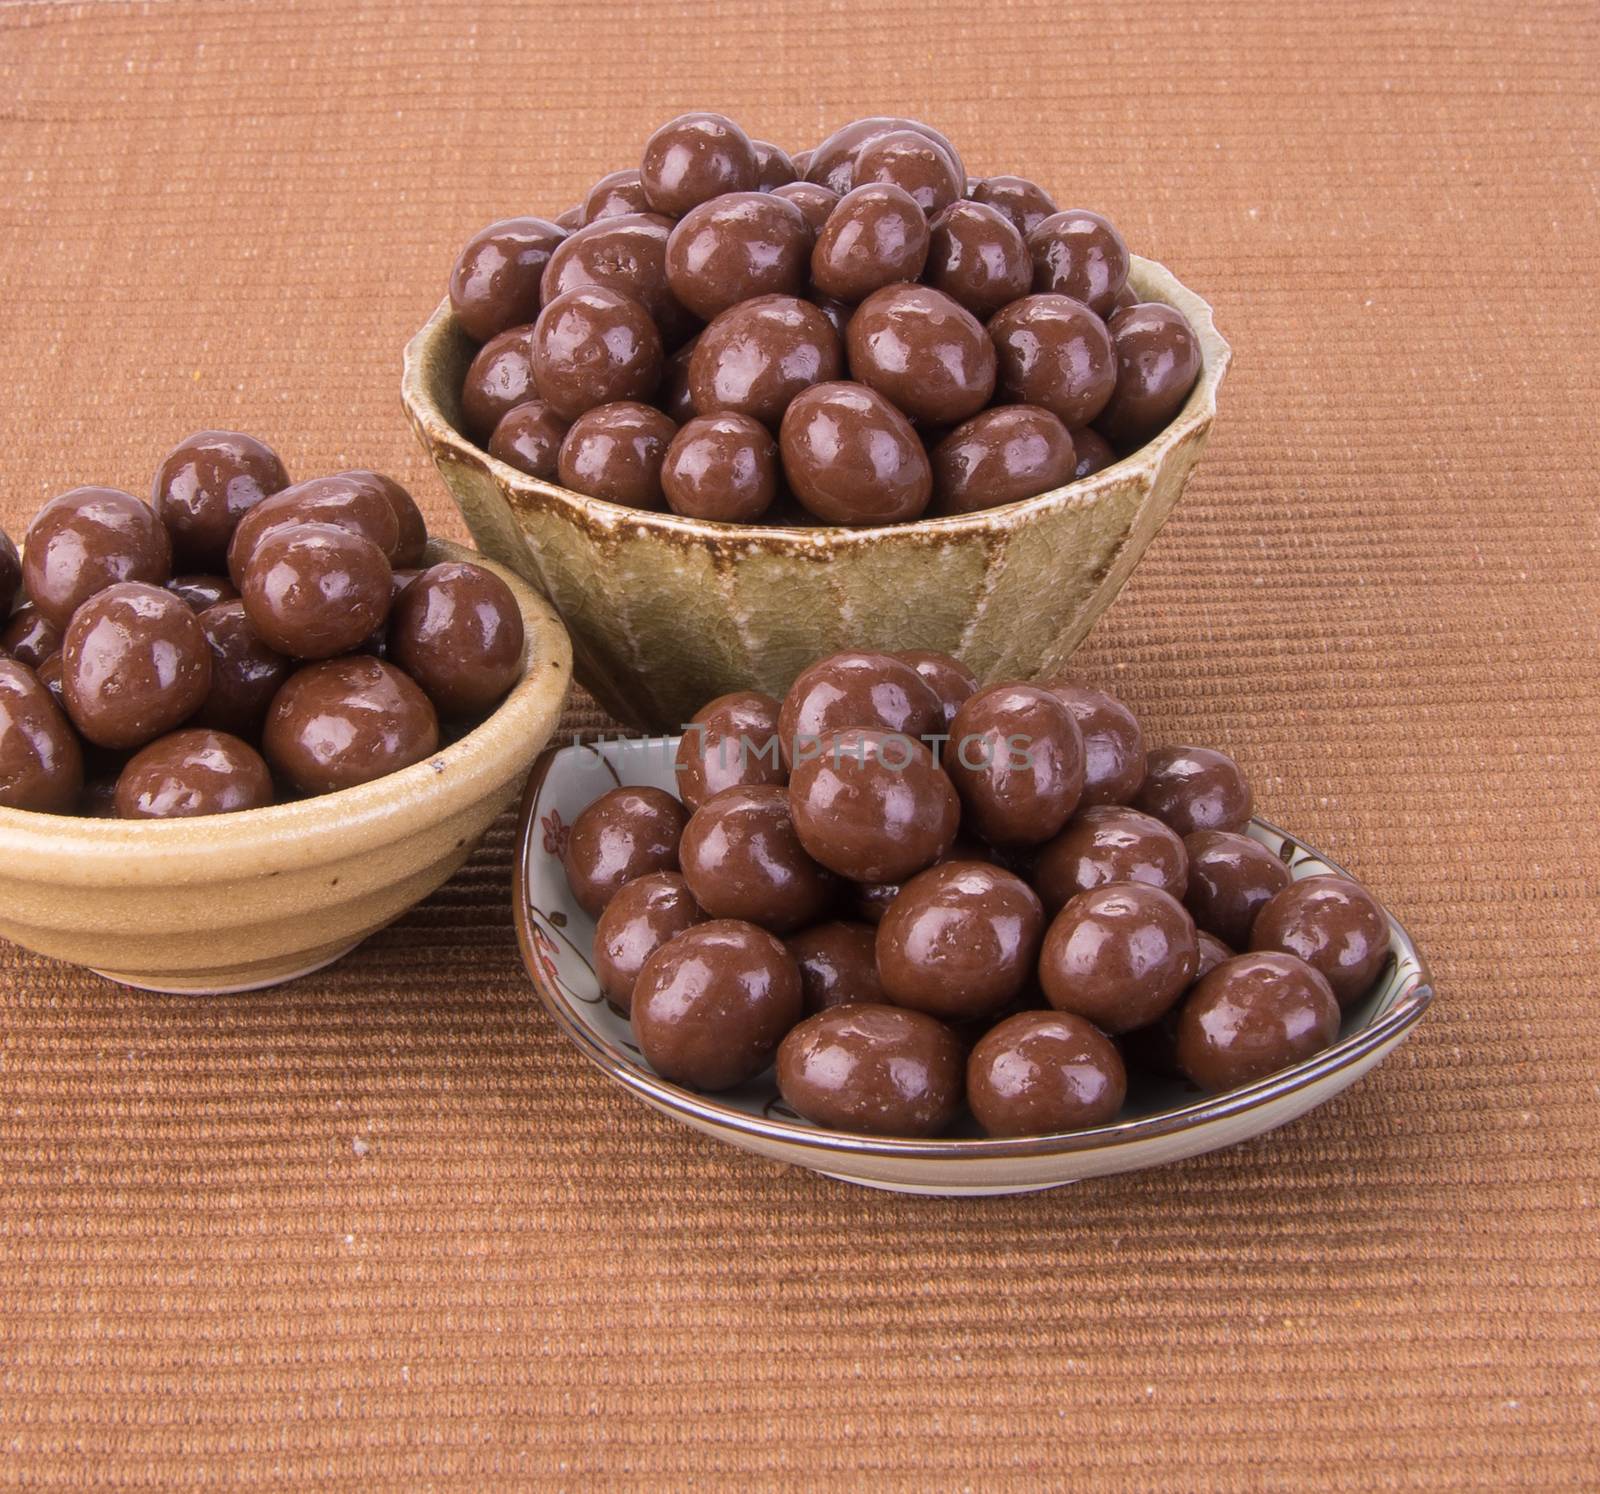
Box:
[561,785,688,919]
[689,294,843,428]
[1027,209,1130,317]
[0,657,83,812]
[151,430,290,571]
[593,870,704,1014]
[657,335,700,425]
[679,784,835,934]
[805,117,966,198]
[1097,303,1203,449]
[779,381,931,524]
[1120,930,1235,1078]
[750,139,797,190]
[930,406,1076,516]
[1071,428,1116,478]
[1042,680,1147,805]
[778,650,944,766]
[640,111,760,217]
[488,399,569,480]
[849,833,996,927]
[167,574,238,612]
[1177,951,1341,1091]
[190,600,291,739]
[877,860,1044,1020]
[1250,875,1390,1008]
[114,728,272,818]
[969,174,1059,237]
[770,181,839,234]
[810,184,930,304]
[1034,804,1190,913]
[226,472,404,586]
[554,205,584,230]
[925,200,1032,320]
[892,649,977,732]
[1134,745,1253,836]
[460,325,537,442]
[388,561,524,718]
[785,920,885,1015]
[23,487,173,628]
[674,689,786,811]
[358,471,428,569]
[845,284,995,425]
[449,216,566,342]
[531,288,664,422]
[633,918,802,1091]
[581,169,650,224]
[540,212,697,349]
[989,294,1117,428]
[665,192,812,321]
[239,522,392,660]
[777,1004,963,1136]
[807,291,852,340]
[946,683,1084,846]
[0,527,18,617]
[661,413,779,522]
[852,128,963,216]
[557,401,676,509]
[968,1010,1127,1137]
[1183,830,1293,951]
[33,651,66,711]
[1039,882,1199,1033]
[0,605,63,670]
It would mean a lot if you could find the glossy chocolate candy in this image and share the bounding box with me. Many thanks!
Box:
[1134,745,1253,836]
[785,920,885,1015]
[852,128,963,216]
[804,117,966,199]
[945,682,1084,846]
[0,606,63,670]
[190,600,291,739]
[989,294,1117,428]
[1120,929,1234,1079]
[1176,951,1340,1091]
[593,870,704,1014]
[968,1010,1127,1137]
[770,181,839,235]
[661,413,779,522]
[581,169,650,224]
[240,522,392,660]
[777,650,943,767]
[151,430,290,571]
[688,295,843,429]
[969,174,1059,237]
[360,471,428,569]
[674,689,786,811]
[750,139,798,190]
[167,574,239,612]
[488,399,569,480]
[23,487,173,627]
[925,200,1032,320]
[664,192,812,321]
[640,112,760,217]
[892,650,977,732]
[845,284,996,425]
[227,472,402,586]
[114,728,273,818]
[388,561,524,717]
[657,336,700,425]
[1042,680,1147,805]
[0,527,18,617]
[449,216,566,342]
[809,184,930,304]
[460,325,538,442]
[1097,303,1203,449]
[540,213,697,349]
[0,657,83,813]
[532,288,664,422]
[779,381,931,525]
[561,785,689,919]
[930,406,1076,515]
[1033,804,1190,914]
[1250,875,1390,1008]
[557,401,677,509]
[1071,428,1116,479]
[1027,209,1130,317]
[1183,829,1292,950]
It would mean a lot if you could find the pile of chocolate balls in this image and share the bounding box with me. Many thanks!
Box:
[449,113,1202,525]
[0,432,525,819]
[561,650,1393,1139]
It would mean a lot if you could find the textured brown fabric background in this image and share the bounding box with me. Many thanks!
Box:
[2,1,1597,1486]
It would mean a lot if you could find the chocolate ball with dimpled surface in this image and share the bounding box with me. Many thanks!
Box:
[388,561,525,718]
[1071,428,1116,479]
[788,727,959,883]
[969,174,1059,237]
[1040,882,1199,1033]
[449,216,566,342]
[240,522,392,660]
[114,728,273,819]
[804,117,966,198]
[1033,804,1189,914]
[785,920,885,1015]
[1,606,63,670]
[23,487,173,628]
[632,919,803,1091]
[593,870,704,1014]
[689,294,842,429]
[778,650,944,767]
[557,401,676,509]
[852,128,963,216]
[1042,679,1147,805]
[167,574,238,612]
[151,430,290,572]
[846,284,996,425]
[1176,951,1340,1091]
[532,288,664,422]
[930,406,1076,516]
[661,412,779,522]
[561,785,689,919]
[892,650,977,733]
[0,657,83,813]
[226,473,402,587]
[581,169,649,224]
[641,111,760,218]
[778,1004,963,1136]
[665,192,812,321]
[1134,745,1253,836]
[771,181,838,234]
[877,860,1045,1021]
[750,139,797,191]
[460,325,537,442]
[1120,930,1234,1078]
[488,399,569,480]
[809,184,929,304]
[61,582,211,750]
[540,212,697,349]
[926,200,1033,320]
[190,600,291,740]
[1096,303,1203,449]
[1183,829,1292,951]
[1027,209,1130,317]
[968,1010,1127,1137]
[946,682,1084,847]
[0,527,18,617]
[1250,875,1390,1008]
[779,381,931,525]
[679,783,835,934]
[989,294,1117,428]
[675,689,786,811]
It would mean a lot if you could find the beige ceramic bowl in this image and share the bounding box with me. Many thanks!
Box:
[402,256,1230,730]
[0,541,572,995]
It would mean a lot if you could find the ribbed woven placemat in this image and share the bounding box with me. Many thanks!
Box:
[2,2,1597,1486]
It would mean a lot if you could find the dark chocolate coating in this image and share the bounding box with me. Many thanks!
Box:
[460,325,537,442]
[664,192,812,321]
[1034,804,1190,913]
[876,860,1045,1020]
[167,574,238,612]
[1096,303,1203,449]
[0,606,63,670]
[1134,745,1253,836]
[23,487,173,627]
[581,169,650,224]
[191,600,291,739]
[632,918,802,1091]
[114,728,272,818]
[779,381,931,524]
[531,288,664,422]
[1250,875,1390,1008]
[689,294,843,428]
[226,473,402,587]
[785,920,885,1015]
[1027,210,1130,317]
[593,870,704,1014]
[968,1010,1126,1137]
[892,650,977,731]
[989,294,1117,428]
[750,139,798,190]
[557,401,677,510]
[969,175,1059,237]
[1176,951,1340,1091]
[1119,930,1234,1078]
[449,216,566,342]
[240,522,392,660]
[845,284,995,425]
[640,112,760,217]
[151,430,290,571]
[661,412,779,522]
[930,406,1075,515]
[0,527,18,617]
[540,212,697,350]
[809,184,930,304]
[804,117,966,199]
[770,181,839,234]
[807,291,853,341]
[778,650,944,766]
[674,690,786,811]
[678,783,835,934]
[788,727,959,882]
[852,128,963,216]
[1039,882,1199,1033]
[387,561,524,717]
[1071,428,1116,478]
[0,657,83,812]
[657,336,700,425]
[561,785,688,919]
[1183,830,1292,951]
[925,200,1032,319]
[488,399,569,480]
[946,683,1084,846]
[1042,680,1147,805]
[777,1004,963,1136]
